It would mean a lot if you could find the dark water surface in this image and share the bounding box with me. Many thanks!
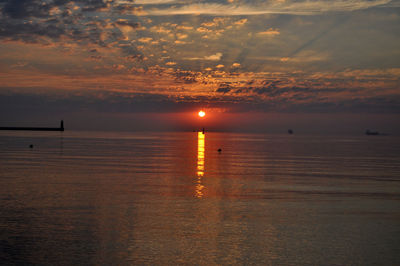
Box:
[1,131,400,265]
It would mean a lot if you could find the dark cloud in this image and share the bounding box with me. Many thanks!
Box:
[0,0,143,50]
[0,0,106,19]
[0,20,65,42]
[0,1,76,42]
[113,3,142,14]
[125,54,146,61]
[114,19,140,29]
[77,0,109,12]
[216,83,233,93]
[0,90,234,114]
[173,70,199,84]
[1,0,52,19]
[212,76,368,100]
[0,16,115,46]
[1,87,399,117]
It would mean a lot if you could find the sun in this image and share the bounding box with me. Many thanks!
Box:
[198,110,206,118]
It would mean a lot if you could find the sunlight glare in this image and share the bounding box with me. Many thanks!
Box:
[196,132,205,198]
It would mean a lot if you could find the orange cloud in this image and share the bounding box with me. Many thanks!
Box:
[138,37,153,43]
[234,18,248,25]
[176,25,194,30]
[257,28,280,36]
[186,52,223,61]
[197,27,212,33]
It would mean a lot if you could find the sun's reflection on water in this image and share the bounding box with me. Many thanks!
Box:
[196,132,205,198]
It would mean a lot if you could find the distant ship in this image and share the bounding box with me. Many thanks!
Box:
[365,129,379,135]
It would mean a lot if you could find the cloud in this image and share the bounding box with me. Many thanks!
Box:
[150,25,172,34]
[1,64,399,116]
[176,33,188,39]
[216,83,234,93]
[11,62,29,68]
[0,1,144,46]
[248,52,330,63]
[234,18,248,26]
[1,0,399,118]
[176,25,193,30]
[257,28,280,36]
[232,63,241,68]
[113,3,145,15]
[138,37,153,43]
[2,81,399,118]
[174,40,186,44]
[1,0,53,19]
[0,0,111,18]
[114,19,141,30]
[197,27,212,33]
[144,1,392,16]
[0,20,66,42]
[205,52,223,61]
[185,52,223,61]
[201,17,230,28]
[132,0,180,4]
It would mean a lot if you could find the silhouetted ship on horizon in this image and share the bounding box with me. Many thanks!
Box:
[0,120,64,131]
[365,129,379,135]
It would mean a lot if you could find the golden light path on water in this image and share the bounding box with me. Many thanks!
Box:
[196,131,205,198]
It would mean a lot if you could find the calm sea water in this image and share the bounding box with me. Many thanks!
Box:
[1,131,399,265]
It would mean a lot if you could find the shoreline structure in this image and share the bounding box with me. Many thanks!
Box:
[0,120,64,131]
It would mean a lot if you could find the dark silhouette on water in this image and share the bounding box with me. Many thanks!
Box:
[218,148,222,153]
[288,129,293,134]
[29,144,33,148]
[365,129,379,136]
[0,120,64,131]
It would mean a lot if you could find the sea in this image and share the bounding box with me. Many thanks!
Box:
[1,130,399,265]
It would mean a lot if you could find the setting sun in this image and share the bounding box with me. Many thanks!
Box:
[198,110,206,118]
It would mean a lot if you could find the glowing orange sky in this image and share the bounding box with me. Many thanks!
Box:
[0,0,399,132]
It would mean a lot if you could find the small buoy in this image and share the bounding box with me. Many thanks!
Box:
[29,144,33,148]
[217,148,222,153]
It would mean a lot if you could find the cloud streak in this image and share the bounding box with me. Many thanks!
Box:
[145,0,392,16]
[185,52,223,61]
[257,28,280,36]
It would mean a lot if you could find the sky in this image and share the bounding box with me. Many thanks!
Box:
[0,0,399,133]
